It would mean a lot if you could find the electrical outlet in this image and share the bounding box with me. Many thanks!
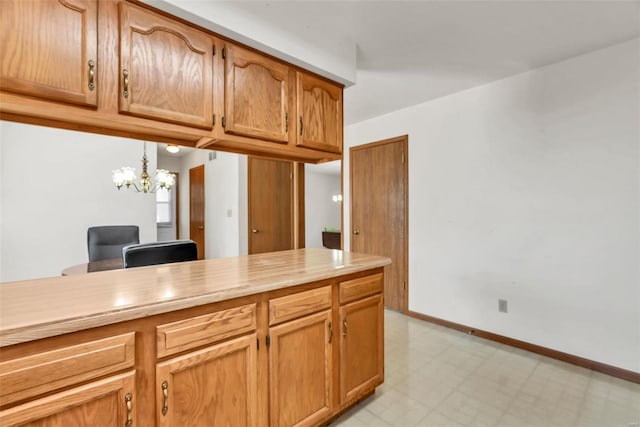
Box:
[499,299,508,313]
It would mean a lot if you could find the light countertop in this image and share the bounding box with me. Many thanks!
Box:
[0,248,390,347]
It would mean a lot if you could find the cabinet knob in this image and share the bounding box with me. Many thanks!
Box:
[198,225,204,230]
[161,381,169,416]
[125,392,133,427]
[352,229,360,235]
[87,60,95,91]
[123,69,129,99]
[251,228,259,234]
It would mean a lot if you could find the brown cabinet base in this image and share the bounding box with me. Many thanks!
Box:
[0,268,384,426]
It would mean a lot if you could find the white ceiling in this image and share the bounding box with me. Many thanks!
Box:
[208,1,640,125]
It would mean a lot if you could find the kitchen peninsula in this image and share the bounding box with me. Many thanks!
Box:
[0,248,389,426]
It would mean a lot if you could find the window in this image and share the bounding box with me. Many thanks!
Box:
[156,188,172,225]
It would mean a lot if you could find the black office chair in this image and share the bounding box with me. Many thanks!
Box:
[122,240,198,268]
[87,225,140,262]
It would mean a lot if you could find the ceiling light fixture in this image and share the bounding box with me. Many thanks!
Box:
[112,142,176,193]
[166,145,180,154]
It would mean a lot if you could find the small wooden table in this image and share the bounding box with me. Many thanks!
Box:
[61,258,123,276]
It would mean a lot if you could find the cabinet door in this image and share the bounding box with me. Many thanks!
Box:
[0,371,135,427]
[224,44,290,143]
[156,334,258,427]
[0,0,97,107]
[296,72,342,153]
[340,294,384,405]
[119,2,214,129]
[269,310,333,427]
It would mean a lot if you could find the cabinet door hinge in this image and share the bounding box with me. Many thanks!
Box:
[212,114,215,126]
[285,112,289,133]
[221,116,226,128]
[222,47,226,59]
[266,335,271,348]
[212,45,216,56]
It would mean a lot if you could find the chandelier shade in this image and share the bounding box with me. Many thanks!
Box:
[113,143,176,193]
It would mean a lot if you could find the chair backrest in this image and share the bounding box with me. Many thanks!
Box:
[122,240,198,268]
[87,225,140,262]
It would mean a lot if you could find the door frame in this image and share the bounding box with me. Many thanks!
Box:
[349,135,409,312]
[189,164,205,260]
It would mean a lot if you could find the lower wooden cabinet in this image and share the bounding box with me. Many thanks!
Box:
[0,371,135,427]
[340,293,384,405]
[0,268,385,427]
[269,310,333,427]
[156,334,258,427]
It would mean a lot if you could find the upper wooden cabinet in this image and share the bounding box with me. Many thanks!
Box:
[0,0,98,107]
[119,2,214,129]
[296,72,343,154]
[223,44,290,143]
[0,1,343,163]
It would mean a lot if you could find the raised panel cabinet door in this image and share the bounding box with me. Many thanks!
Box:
[340,293,384,405]
[0,371,136,427]
[156,334,258,427]
[269,310,333,427]
[296,72,343,153]
[119,2,214,129]
[224,44,290,143]
[0,0,98,107]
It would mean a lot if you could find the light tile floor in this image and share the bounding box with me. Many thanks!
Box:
[332,310,640,427]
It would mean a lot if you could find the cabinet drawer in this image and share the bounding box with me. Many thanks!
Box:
[157,303,256,358]
[0,333,135,406]
[339,273,383,304]
[269,286,332,326]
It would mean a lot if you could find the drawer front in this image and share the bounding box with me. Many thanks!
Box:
[157,303,257,358]
[339,273,383,304]
[0,333,135,406]
[269,286,332,326]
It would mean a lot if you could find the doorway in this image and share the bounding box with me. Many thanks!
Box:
[248,157,304,254]
[189,164,205,260]
[350,136,408,311]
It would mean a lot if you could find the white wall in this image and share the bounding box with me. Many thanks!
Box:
[343,39,640,373]
[305,166,341,248]
[0,122,157,282]
[175,149,246,259]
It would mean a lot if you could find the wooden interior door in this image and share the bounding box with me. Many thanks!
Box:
[296,71,343,154]
[248,157,293,254]
[156,335,258,426]
[269,310,333,426]
[350,136,408,311]
[119,2,214,128]
[339,294,384,405]
[189,165,205,260]
[0,372,135,426]
[0,0,98,107]
[224,44,290,143]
